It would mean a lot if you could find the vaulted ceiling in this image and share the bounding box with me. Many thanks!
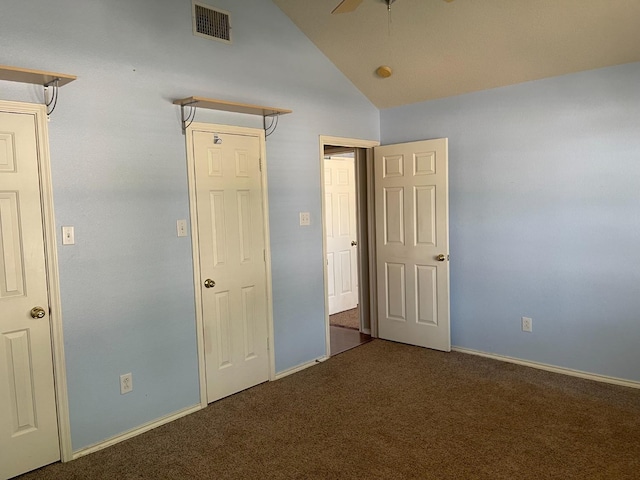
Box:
[273,0,640,109]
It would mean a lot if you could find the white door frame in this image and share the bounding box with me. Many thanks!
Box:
[185,122,276,406]
[319,135,379,358]
[0,100,72,461]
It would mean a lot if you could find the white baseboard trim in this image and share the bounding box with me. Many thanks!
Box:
[71,404,203,460]
[274,356,328,380]
[452,346,640,390]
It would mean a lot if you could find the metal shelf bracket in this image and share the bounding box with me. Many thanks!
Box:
[263,113,281,139]
[179,101,198,134]
[44,78,60,116]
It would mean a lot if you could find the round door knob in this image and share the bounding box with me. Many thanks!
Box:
[436,254,446,262]
[203,279,216,288]
[30,307,46,319]
[351,241,358,246]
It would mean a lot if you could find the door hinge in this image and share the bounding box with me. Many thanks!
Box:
[263,249,266,262]
[259,158,262,172]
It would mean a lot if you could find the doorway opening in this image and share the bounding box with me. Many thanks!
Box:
[321,136,451,357]
[321,138,378,356]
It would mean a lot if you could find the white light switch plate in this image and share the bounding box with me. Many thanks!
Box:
[62,226,75,245]
[177,219,188,237]
[299,212,311,226]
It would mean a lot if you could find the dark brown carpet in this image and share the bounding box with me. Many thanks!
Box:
[18,340,640,479]
[329,307,359,330]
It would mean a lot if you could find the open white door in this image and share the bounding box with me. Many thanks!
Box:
[190,125,271,403]
[324,156,358,315]
[374,139,450,351]
[0,109,60,478]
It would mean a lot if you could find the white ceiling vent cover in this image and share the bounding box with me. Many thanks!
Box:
[192,2,231,44]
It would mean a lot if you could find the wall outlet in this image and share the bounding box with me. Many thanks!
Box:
[521,317,533,333]
[299,212,311,226]
[120,373,133,394]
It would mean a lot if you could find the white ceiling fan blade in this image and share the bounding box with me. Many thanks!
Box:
[332,0,365,14]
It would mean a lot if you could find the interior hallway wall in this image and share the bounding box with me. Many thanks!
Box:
[0,0,379,450]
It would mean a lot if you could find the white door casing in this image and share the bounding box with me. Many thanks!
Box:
[324,157,358,315]
[375,139,450,351]
[0,109,61,478]
[319,136,379,358]
[189,125,271,404]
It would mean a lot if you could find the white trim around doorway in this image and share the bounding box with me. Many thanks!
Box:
[0,100,72,461]
[185,122,276,407]
[318,135,379,358]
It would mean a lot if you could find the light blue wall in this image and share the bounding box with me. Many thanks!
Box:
[381,62,640,382]
[1,0,378,450]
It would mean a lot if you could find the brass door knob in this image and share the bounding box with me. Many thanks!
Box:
[203,279,216,288]
[436,254,446,262]
[30,307,46,319]
[351,241,358,246]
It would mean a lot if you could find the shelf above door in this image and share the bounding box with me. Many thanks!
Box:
[0,65,76,87]
[173,96,292,135]
[173,96,291,117]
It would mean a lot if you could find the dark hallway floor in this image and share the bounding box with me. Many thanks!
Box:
[330,325,372,356]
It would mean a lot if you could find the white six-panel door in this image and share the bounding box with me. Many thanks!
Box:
[0,110,60,479]
[191,128,270,403]
[375,139,450,351]
[324,157,358,315]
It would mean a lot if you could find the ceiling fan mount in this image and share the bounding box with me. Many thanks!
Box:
[331,0,394,15]
[332,0,452,15]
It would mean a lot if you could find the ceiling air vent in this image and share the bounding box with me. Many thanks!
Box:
[192,2,231,44]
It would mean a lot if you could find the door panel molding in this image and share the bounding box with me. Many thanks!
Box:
[0,100,70,462]
[185,122,275,406]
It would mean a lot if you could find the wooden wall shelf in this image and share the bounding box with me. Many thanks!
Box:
[173,96,292,135]
[173,96,292,117]
[0,65,76,87]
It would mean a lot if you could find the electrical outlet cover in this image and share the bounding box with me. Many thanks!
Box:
[299,212,311,226]
[120,373,133,394]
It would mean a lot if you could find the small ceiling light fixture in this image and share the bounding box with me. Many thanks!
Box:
[376,65,393,78]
